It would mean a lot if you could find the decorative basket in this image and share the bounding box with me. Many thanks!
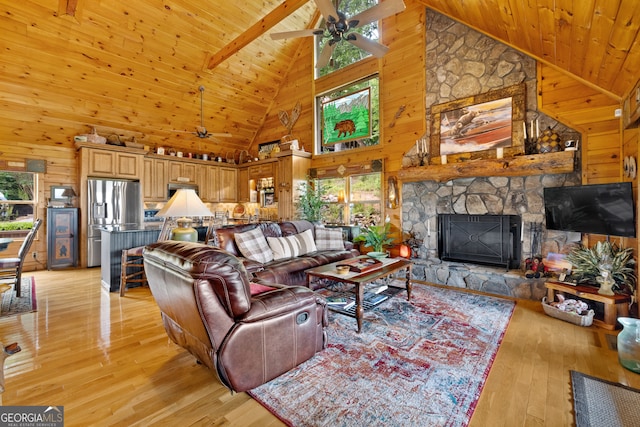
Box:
[541,297,594,327]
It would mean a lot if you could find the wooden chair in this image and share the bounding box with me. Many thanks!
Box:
[119,219,175,296]
[0,219,42,297]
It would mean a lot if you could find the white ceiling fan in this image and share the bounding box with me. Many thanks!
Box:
[175,86,232,139]
[270,0,406,68]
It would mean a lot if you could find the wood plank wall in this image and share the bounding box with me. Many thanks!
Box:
[537,63,637,254]
[1,2,635,269]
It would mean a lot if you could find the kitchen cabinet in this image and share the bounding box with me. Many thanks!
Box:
[81,145,142,179]
[248,162,276,180]
[197,164,220,203]
[219,167,237,202]
[47,207,78,269]
[237,166,249,202]
[276,151,311,221]
[142,158,168,201]
[168,160,197,183]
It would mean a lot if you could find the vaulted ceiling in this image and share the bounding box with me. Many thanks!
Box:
[2,1,639,153]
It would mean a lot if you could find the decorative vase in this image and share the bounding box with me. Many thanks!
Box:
[617,317,640,373]
[536,127,561,154]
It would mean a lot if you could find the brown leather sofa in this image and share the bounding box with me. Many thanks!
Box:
[214,220,359,289]
[143,240,328,392]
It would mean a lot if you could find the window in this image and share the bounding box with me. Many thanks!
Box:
[318,172,381,226]
[0,171,37,233]
[315,0,381,77]
[316,76,379,154]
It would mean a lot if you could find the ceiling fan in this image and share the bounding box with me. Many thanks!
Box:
[176,86,232,139]
[270,0,406,68]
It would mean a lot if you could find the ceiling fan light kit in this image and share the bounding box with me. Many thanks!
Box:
[171,86,232,140]
[194,85,232,139]
[270,0,406,68]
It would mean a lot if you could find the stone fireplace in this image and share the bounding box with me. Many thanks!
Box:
[402,173,581,300]
[398,10,583,301]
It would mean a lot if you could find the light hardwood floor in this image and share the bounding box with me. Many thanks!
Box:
[1,268,638,426]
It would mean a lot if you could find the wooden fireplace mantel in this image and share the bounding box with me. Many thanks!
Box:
[397,151,576,182]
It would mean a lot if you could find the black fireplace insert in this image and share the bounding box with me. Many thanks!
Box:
[438,214,522,270]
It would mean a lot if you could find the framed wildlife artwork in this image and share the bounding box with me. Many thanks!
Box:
[429,83,526,164]
[321,87,371,146]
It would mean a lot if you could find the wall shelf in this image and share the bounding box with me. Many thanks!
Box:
[397,151,576,182]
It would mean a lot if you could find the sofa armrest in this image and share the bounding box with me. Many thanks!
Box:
[239,287,326,323]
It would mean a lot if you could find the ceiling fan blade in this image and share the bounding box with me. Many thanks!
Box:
[347,34,389,58]
[316,41,336,69]
[270,29,323,40]
[350,0,406,28]
[314,0,338,21]
[208,132,232,138]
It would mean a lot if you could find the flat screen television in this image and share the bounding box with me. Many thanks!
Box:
[543,182,636,237]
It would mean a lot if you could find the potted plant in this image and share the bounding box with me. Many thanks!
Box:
[566,241,636,295]
[295,179,326,224]
[354,218,394,258]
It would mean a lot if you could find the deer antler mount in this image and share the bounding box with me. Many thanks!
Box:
[278,101,301,135]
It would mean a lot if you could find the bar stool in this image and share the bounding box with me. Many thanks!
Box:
[119,246,147,296]
[119,219,174,297]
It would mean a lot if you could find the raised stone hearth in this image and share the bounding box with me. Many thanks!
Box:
[411,259,548,300]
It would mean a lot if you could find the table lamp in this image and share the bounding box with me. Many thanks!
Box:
[61,188,77,207]
[156,189,212,242]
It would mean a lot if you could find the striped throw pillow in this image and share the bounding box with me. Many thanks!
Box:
[295,229,317,255]
[234,227,273,264]
[267,235,302,260]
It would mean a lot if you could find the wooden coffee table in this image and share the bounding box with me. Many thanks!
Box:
[306,257,412,333]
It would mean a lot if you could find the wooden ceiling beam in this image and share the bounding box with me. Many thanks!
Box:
[207,0,311,70]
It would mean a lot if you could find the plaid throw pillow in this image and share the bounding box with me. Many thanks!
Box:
[315,227,345,251]
[267,235,301,260]
[234,227,273,264]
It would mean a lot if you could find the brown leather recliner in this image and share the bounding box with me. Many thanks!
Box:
[143,240,328,392]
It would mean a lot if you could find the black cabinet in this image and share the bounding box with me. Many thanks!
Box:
[47,208,78,269]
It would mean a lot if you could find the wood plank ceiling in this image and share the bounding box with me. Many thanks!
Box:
[420,0,640,100]
[1,1,639,154]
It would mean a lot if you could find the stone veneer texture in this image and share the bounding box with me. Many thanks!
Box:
[400,10,583,300]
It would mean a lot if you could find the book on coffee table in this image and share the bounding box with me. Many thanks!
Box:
[336,257,382,273]
[326,296,349,306]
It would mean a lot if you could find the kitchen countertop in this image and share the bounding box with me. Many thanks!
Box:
[100,224,163,232]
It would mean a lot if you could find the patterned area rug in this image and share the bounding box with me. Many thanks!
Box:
[249,283,515,427]
[0,277,37,317]
[571,371,640,427]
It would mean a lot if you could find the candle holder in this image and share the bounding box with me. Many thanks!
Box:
[415,137,429,166]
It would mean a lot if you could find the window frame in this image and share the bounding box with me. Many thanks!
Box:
[314,74,380,155]
[0,170,39,237]
[317,171,382,226]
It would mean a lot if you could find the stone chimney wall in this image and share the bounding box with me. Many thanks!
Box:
[400,10,583,300]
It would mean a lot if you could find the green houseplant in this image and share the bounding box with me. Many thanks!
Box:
[354,219,394,256]
[566,241,636,295]
[295,179,326,223]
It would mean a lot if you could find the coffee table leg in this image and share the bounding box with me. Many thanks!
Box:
[405,264,412,300]
[355,283,363,333]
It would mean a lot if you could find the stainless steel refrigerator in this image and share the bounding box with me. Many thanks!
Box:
[87,178,142,267]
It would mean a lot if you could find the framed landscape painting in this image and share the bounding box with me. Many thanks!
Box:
[321,88,371,146]
[430,83,526,164]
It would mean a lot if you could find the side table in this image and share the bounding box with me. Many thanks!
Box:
[545,281,631,330]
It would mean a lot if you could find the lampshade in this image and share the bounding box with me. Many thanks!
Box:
[61,188,77,198]
[61,188,77,207]
[156,189,212,242]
